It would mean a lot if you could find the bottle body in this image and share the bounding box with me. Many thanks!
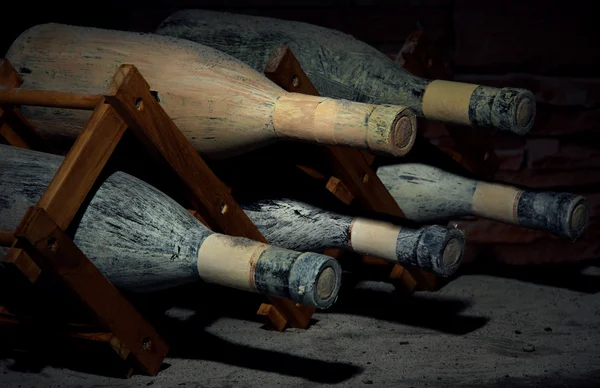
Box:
[156,9,535,134]
[6,23,415,158]
[376,163,589,240]
[0,145,341,308]
[242,198,465,277]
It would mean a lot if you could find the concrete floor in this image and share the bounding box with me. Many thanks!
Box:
[1,262,600,388]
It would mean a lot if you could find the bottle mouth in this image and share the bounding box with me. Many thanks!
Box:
[442,238,463,267]
[500,88,536,135]
[412,225,465,278]
[288,253,342,309]
[389,114,417,157]
[568,200,590,240]
[515,96,535,132]
[308,260,342,309]
[315,266,337,301]
[367,106,417,157]
[429,227,465,278]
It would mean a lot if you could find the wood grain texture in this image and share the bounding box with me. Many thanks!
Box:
[1,247,41,283]
[0,229,13,246]
[6,23,413,158]
[106,64,264,242]
[0,58,51,152]
[0,88,101,110]
[0,59,23,88]
[13,207,168,376]
[156,9,535,134]
[36,103,126,230]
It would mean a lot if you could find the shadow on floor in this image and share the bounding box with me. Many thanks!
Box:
[0,282,362,383]
[327,281,490,335]
[157,315,363,384]
[0,275,489,381]
[461,258,600,294]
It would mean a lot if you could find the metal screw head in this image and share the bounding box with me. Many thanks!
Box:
[291,75,300,88]
[47,236,59,252]
[220,203,229,215]
[135,97,144,111]
[141,337,152,351]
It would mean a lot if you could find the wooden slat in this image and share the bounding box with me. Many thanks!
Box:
[0,60,171,375]
[0,58,50,151]
[105,64,312,329]
[0,88,101,110]
[0,229,14,246]
[13,207,167,375]
[0,59,23,88]
[325,177,354,205]
[322,146,404,217]
[36,103,127,230]
[264,45,320,95]
[0,121,30,149]
[106,65,263,240]
[1,247,41,283]
[257,303,290,332]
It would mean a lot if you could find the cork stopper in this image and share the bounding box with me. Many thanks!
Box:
[408,225,465,278]
[516,97,534,130]
[316,266,337,300]
[491,88,536,135]
[393,115,415,150]
[288,252,342,309]
[569,200,590,240]
[367,105,417,157]
[442,238,463,267]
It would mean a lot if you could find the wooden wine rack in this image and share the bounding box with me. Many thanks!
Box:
[0,28,497,347]
[0,59,312,375]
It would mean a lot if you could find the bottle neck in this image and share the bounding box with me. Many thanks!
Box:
[272,93,416,157]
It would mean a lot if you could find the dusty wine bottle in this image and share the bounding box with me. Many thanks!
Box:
[242,199,464,277]
[0,144,463,277]
[156,9,536,135]
[5,23,416,158]
[376,163,589,240]
[0,145,341,309]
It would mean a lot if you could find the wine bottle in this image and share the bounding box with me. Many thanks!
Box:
[0,144,464,277]
[242,198,464,277]
[156,9,536,135]
[5,23,416,158]
[0,145,341,309]
[376,163,589,240]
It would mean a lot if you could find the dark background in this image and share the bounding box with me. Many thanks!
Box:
[1,0,599,267]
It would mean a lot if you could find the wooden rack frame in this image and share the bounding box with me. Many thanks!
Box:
[254,34,500,319]
[262,46,437,289]
[0,27,500,345]
[0,59,312,375]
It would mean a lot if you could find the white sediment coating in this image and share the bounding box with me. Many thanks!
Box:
[422,80,479,125]
[349,218,401,261]
[196,234,268,292]
[472,182,523,224]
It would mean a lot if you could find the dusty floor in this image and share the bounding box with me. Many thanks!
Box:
[1,262,600,388]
